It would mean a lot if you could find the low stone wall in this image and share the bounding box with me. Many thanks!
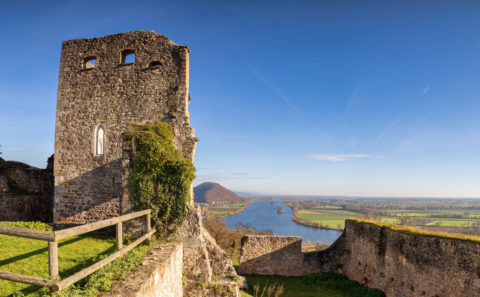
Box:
[239,220,480,297]
[102,242,183,297]
[0,160,53,222]
[239,235,304,276]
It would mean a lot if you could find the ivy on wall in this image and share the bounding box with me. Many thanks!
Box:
[124,122,195,237]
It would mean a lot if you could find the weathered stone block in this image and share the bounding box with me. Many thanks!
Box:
[239,235,304,276]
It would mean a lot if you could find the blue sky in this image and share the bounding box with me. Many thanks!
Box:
[1,0,479,197]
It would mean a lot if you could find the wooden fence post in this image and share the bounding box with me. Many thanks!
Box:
[48,242,59,279]
[116,222,123,250]
[146,212,151,242]
[146,212,151,232]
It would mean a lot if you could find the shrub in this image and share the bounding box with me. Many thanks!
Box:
[0,221,53,231]
[124,122,195,237]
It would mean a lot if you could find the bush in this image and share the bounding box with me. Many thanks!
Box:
[124,122,195,237]
[0,221,53,231]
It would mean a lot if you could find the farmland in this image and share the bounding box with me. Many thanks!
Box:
[285,198,480,233]
[294,208,362,229]
[207,203,248,216]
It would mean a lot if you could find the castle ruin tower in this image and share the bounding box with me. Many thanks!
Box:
[53,31,196,223]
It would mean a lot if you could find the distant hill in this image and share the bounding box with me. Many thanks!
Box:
[194,182,244,205]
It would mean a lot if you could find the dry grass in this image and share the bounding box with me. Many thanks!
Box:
[204,215,272,260]
[351,218,480,243]
[253,282,285,297]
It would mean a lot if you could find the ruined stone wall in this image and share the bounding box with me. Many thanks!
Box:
[101,242,183,297]
[238,235,304,276]
[53,31,197,223]
[171,207,240,297]
[0,160,53,221]
[239,220,480,297]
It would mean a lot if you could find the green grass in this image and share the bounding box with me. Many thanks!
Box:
[208,210,231,215]
[317,205,343,209]
[225,204,245,208]
[243,273,385,297]
[240,291,254,297]
[298,210,359,216]
[296,206,480,230]
[208,203,246,215]
[428,218,477,227]
[0,222,150,297]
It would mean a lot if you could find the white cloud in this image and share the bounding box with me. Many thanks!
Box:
[304,153,386,162]
[422,85,430,95]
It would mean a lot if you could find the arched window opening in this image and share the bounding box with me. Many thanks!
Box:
[95,125,105,156]
[121,50,135,64]
[84,56,97,69]
[149,61,162,68]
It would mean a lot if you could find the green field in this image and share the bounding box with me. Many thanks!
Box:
[224,204,245,208]
[242,273,385,297]
[208,210,232,215]
[208,203,246,216]
[294,206,480,230]
[296,209,362,229]
[379,216,400,224]
[428,218,478,227]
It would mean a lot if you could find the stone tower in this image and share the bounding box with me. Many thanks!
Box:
[53,31,196,223]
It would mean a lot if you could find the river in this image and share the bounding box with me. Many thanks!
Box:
[224,201,342,244]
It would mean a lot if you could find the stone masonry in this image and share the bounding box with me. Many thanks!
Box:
[239,220,480,297]
[101,242,183,297]
[53,31,197,223]
[0,159,53,221]
[239,235,304,276]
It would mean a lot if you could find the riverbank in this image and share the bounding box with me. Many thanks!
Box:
[207,202,251,217]
[224,201,342,244]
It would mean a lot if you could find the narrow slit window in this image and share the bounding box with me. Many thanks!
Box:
[95,126,105,156]
[84,57,96,69]
[122,50,135,64]
[149,61,162,68]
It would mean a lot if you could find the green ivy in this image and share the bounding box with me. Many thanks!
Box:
[124,122,195,237]
[7,177,26,195]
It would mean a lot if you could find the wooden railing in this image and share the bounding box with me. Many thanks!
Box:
[0,209,155,292]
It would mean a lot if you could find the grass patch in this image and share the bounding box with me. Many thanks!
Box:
[208,210,231,215]
[1,221,53,231]
[0,222,151,297]
[224,204,245,209]
[243,273,385,297]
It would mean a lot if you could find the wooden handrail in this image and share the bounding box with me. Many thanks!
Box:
[0,271,54,287]
[0,209,154,293]
[0,209,151,242]
[0,225,55,241]
[53,209,151,241]
[55,229,155,291]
